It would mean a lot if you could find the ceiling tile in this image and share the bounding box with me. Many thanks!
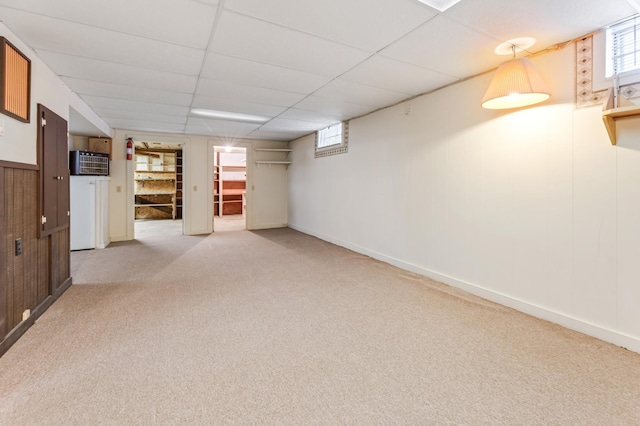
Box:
[209,11,371,76]
[196,78,306,107]
[224,0,437,51]
[201,53,332,94]
[104,119,187,133]
[185,127,253,139]
[187,117,263,131]
[37,51,198,93]
[245,129,306,141]
[80,96,191,116]
[278,109,344,126]
[93,108,187,125]
[260,118,324,133]
[340,55,458,96]
[62,78,194,106]
[293,96,376,118]
[0,0,217,48]
[191,95,287,117]
[444,0,636,52]
[381,15,501,78]
[311,80,410,109]
[0,8,205,75]
[185,117,261,138]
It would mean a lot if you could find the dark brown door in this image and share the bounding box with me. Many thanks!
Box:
[38,104,69,237]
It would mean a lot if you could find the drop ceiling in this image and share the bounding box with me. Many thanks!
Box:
[0,0,636,141]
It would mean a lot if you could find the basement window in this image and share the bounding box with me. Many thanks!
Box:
[594,15,640,91]
[315,121,348,158]
[607,15,640,77]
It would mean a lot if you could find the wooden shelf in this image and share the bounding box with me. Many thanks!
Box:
[602,87,640,145]
[135,150,181,219]
[214,151,246,217]
[222,189,245,195]
[255,161,292,166]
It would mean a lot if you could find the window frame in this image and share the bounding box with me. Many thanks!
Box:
[593,16,640,92]
[315,121,349,158]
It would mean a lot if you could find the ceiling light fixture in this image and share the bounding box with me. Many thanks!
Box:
[415,0,463,12]
[481,40,550,110]
[190,108,270,124]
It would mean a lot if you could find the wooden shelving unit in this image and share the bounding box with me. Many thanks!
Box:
[214,152,246,217]
[602,87,640,146]
[175,150,183,219]
[134,151,178,219]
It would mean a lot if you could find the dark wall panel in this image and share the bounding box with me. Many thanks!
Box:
[1,163,70,356]
[0,166,6,338]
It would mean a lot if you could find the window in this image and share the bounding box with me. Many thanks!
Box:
[315,121,348,158]
[607,15,640,78]
[591,15,640,93]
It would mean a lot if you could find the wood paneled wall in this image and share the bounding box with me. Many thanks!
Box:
[1,161,70,356]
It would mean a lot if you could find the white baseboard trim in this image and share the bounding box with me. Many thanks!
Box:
[96,238,110,249]
[249,223,288,230]
[289,223,640,355]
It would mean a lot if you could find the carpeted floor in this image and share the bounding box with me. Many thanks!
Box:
[134,214,245,239]
[1,227,640,424]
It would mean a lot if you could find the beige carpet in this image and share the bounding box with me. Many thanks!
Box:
[1,228,640,424]
[134,215,245,240]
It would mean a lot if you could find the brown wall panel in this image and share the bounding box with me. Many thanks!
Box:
[50,228,70,294]
[37,236,49,303]
[5,168,16,332]
[11,169,25,328]
[25,170,39,310]
[0,166,6,338]
[1,165,70,352]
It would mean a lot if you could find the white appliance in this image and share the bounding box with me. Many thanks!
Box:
[70,176,110,250]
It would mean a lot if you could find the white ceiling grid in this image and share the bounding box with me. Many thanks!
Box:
[0,0,636,140]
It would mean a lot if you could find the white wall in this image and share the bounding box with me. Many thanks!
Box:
[109,130,289,240]
[288,44,640,353]
[0,23,110,164]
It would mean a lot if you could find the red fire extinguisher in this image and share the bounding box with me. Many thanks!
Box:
[126,138,133,161]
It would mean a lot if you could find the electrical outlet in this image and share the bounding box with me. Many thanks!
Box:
[22,309,30,321]
[15,238,22,256]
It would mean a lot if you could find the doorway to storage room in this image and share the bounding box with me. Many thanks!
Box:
[133,139,184,239]
[213,146,246,232]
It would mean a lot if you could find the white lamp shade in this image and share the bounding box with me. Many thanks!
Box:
[481,57,550,109]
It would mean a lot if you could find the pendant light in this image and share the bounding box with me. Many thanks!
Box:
[481,41,550,110]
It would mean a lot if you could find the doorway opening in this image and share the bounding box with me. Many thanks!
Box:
[213,146,246,232]
[133,140,184,239]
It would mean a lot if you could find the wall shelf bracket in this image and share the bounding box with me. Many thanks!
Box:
[602,87,640,146]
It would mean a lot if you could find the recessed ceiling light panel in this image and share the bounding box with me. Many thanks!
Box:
[190,108,270,124]
[416,0,463,12]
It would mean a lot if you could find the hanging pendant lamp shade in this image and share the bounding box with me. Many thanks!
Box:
[481,57,550,109]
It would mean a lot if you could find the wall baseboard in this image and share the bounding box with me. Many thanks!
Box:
[249,223,287,231]
[289,223,640,355]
